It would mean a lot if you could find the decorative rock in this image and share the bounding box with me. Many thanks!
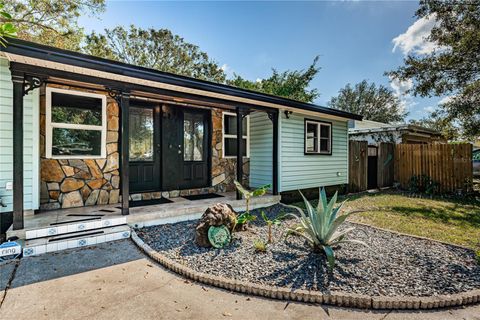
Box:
[151,192,162,199]
[49,190,60,201]
[195,203,237,247]
[109,189,120,204]
[106,131,118,143]
[81,185,91,201]
[106,143,117,155]
[212,173,225,186]
[107,115,119,131]
[68,159,89,173]
[62,166,76,177]
[104,152,119,172]
[41,159,65,182]
[47,182,59,190]
[85,189,100,206]
[85,159,103,179]
[107,101,119,116]
[72,169,92,180]
[87,178,106,189]
[169,190,180,198]
[97,190,109,205]
[62,191,83,208]
[142,193,152,200]
[161,192,169,198]
[96,159,106,170]
[131,194,142,201]
[111,175,120,189]
[102,182,113,191]
[60,178,85,193]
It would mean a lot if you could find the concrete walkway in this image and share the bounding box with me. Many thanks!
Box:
[0,240,479,320]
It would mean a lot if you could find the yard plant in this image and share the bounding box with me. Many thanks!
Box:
[261,211,285,243]
[233,181,271,230]
[287,188,367,270]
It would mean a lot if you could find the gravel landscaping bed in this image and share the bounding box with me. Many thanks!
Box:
[136,204,480,297]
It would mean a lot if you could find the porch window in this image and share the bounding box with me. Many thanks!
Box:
[304,119,332,155]
[46,87,107,159]
[222,112,249,158]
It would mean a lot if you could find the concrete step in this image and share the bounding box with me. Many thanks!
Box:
[21,216,126,240]
[22,225,131,257]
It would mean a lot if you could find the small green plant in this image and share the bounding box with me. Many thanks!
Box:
[233,181,271,231]
[408,175,439,195]
[286,188,368,270]
[475,251,480,265]
[261,211,285,243]
[253,238,267,253]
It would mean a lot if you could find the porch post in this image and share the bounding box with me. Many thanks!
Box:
[236,107,243,200]
[120,91,130,215]
[11,72,24,230]
[271,110,279,195]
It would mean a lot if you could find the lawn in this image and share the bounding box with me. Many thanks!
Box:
[292,191,480,253]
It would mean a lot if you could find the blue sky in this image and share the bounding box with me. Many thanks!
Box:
[79,1,443,121]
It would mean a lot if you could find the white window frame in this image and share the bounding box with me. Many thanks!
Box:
[304,119,332,155]
[45,87,107,159]
[222,111,250,159]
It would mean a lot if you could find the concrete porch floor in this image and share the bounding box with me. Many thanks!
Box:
[8,192,281,239]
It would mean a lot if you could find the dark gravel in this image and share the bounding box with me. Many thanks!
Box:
[136,204,480,297]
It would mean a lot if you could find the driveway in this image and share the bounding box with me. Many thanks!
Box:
[0,240,479,320]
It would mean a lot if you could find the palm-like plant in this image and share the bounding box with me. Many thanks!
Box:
[233,181,271,231]
[286,188,367,270]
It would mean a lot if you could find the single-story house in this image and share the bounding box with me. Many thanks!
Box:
[349,120,445,145]
[0,38,361,254]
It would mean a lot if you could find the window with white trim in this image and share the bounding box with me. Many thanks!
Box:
[46,87,107,159]
[305,119,332,155]
[222,112,249,158]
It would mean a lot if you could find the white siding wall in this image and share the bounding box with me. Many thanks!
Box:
[0,57,39,212]
[280,112,348,192]
[249,111,273,188]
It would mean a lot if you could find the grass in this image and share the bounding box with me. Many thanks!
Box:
[292,190,480,252]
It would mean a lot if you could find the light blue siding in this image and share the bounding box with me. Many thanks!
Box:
[0,57,39,212]
[279,112,348,192]
[249,111,272,188]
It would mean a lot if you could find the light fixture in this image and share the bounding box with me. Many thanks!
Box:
[284,110,292,119]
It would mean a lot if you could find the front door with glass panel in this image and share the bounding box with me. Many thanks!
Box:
[129,103,161,192]
[162,105,210,190]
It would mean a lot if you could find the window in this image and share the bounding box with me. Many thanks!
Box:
[222,112,249,158]
[304,119,332,155]
[129,107,154,161]
[46,88,107,159]
[183,112,204,161]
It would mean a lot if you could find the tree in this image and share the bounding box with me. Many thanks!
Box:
[227,57,320,103]
[388,0,480,140]
[328,80,407,123]
[84,25,226,83]
[4,0,105,50]
[0,3,17,47]
[409,110,460,141]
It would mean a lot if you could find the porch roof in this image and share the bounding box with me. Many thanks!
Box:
[1,38,362,121]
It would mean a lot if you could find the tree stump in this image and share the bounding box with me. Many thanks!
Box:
[195,203,237,247]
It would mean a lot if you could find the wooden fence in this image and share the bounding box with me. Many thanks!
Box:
[377,142,395,188]
[348,141,368,192]
[394,143,473,193]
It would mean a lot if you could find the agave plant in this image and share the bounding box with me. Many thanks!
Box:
[286,188,367,270]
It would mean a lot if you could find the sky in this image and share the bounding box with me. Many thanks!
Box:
[78,0,445,121]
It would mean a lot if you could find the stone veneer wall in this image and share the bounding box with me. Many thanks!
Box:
[39,85,249,209]
[40,84,120,210]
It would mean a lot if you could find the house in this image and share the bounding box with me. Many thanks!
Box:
[0,39,361,254]
[348,120,445,145]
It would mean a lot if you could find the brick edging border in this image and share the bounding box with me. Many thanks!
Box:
[130,230,480,310]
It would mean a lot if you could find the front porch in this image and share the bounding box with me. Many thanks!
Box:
[8,191,280,256]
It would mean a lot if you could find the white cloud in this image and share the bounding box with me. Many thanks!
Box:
[423,106,435,113]
[439,95,454,105]
[390,77,415,113]
[221,63,234,78]
[392,14,439,56]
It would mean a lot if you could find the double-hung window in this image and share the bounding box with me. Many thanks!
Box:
[222,112,249,158]
[304,119,332,155]
[46,87,107,159]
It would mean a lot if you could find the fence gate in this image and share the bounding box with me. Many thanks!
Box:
[349,141,368,192]
[377,143,395,188]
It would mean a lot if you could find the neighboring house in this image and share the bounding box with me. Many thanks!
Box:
[348,119,445,145]
[0,38,361,234]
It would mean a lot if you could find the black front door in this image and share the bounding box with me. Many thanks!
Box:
[129,103,161,193]
[162,105,210,190]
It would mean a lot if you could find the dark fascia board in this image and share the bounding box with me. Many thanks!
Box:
[1,38,362,121]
